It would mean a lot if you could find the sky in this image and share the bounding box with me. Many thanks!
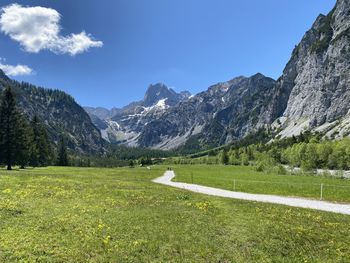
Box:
[0,0,336,109]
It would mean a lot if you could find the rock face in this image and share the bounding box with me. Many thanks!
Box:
[0,72,104,154]
[272,0,350,137]
[88,0,350,150]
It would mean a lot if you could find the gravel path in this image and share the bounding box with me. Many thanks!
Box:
[153,171,350,215]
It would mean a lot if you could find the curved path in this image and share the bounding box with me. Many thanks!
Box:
[153,171,350,215]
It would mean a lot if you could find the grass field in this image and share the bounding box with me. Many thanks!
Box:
[173,165,350,203]
[0,166,349,262]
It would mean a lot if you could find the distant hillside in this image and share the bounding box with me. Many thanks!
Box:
[0,70,104,154]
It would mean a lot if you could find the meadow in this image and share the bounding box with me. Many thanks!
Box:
[173,165,350,203]
[0,166,349,262]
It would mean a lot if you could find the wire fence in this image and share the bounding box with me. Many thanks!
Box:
[229,178,350,188]
[182,174,350,202]
[228,178,350,201]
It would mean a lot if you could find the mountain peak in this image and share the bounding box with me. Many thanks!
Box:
[143,83,178,107]
[249,73,276,82]
[251,73,266,78]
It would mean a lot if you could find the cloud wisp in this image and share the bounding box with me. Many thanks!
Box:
[0,4,103,56]
[0,59,33,76]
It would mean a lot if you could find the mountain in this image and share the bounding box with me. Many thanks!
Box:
[87,75,276,150]
[85,83,191,144]
[87,0,350,151]
[0,71,104,154]
[142,83,191,107]
[136,74,276,150]
[269,0,350,139]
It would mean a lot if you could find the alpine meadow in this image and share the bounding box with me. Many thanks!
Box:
[1,0,350,262]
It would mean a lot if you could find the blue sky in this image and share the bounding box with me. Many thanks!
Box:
[0,0,336,108]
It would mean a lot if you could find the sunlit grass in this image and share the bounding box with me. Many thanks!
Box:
[0,166,349,262]
[173,165,350,202]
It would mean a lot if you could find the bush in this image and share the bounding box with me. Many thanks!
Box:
[273,165,287,175]
[255,162,265,172]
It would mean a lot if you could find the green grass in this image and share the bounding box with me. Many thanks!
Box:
[0,166,349,262]
[173,165,350,202]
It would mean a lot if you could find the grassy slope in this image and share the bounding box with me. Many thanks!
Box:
[173,165,350,202]
[0,166,348,262]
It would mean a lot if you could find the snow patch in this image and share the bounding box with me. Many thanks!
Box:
[155,98,168,109]
[142,98,169,113]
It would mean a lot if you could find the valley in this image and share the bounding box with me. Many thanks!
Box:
[0,166,349,262]
[0,0,350,262]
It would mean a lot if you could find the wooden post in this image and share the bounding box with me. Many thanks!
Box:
[320,184,324,200]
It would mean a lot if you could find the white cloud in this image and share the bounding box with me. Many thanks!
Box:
[0,4,103,55]
[0,62,33,76]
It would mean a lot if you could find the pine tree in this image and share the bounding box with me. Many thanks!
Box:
[0,87,31,170]
[29,115,52,167]
[17,120,32,169]
[56,136,69,166]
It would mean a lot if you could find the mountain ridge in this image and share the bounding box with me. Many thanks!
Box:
[84,83,192,144]
[0,71,105,154]
[86,73,277,149]
[86,0,350,151]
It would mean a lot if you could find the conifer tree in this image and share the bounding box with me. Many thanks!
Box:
[56,136,69,166]
[17,120,32,169]
[29,115,52,167]
[0,87,31,170]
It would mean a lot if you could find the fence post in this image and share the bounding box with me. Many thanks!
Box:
[233,179,236,191]
[320,184,323,200]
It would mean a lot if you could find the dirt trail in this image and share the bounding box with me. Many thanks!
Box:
[153,171,350,215]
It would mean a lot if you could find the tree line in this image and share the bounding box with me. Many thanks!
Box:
[166,131,350,173]
[215,134,350,172]
[0,87,163,170]
[0,87,69,170]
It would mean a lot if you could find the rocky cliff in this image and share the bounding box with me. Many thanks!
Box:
[272,0,350,138]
